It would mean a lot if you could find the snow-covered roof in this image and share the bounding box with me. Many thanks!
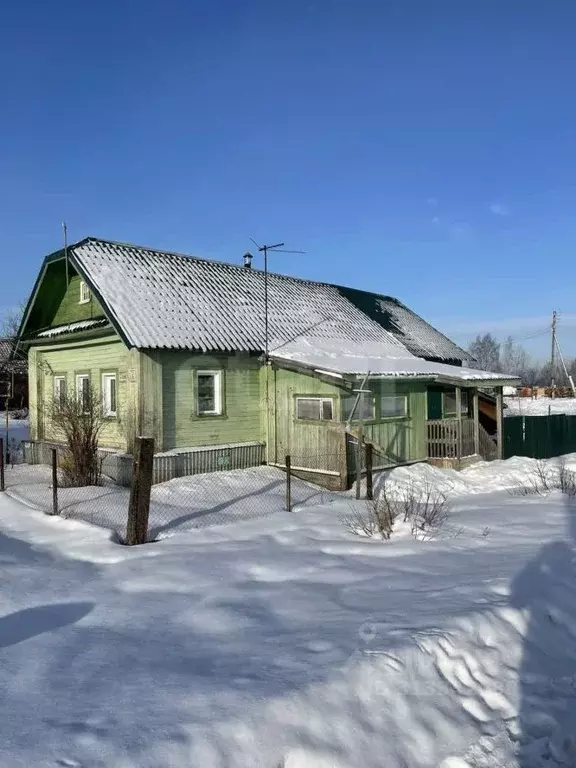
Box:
[337,288,470,362]
[69,239,407,353]
[36,319,108,338]
[32,238,474,366]
[0,338,27,374]
[270,338,520,385]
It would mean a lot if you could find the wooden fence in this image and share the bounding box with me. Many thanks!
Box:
[427,418,475,459]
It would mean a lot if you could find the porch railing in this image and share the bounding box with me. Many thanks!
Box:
[427,418,476,460]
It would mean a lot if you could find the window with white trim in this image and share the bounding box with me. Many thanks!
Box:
[342,394,375,422]
[296,397,334,421]
[196,371,222,415]
[53,376,67,407]
[102,373,117,417]
[76,374,91,413]
[380,394,408,418]
[79,280,90,304]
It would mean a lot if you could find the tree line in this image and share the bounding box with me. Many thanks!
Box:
[468,333,574,387]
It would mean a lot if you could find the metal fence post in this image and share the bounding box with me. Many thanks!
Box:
[51,448,58,515]
[365,443,373,500]
[0,438,4,492]
[285,454,292,512]
[126,437,155,545]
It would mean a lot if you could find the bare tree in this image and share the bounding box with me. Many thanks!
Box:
[468,333,501,372]
[500,336,529,378]
[43,384,105,487]
[1,304,25,340]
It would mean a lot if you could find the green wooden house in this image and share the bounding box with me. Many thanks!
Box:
[16,238,518,488]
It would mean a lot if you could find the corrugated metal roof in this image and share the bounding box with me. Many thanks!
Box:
[334,287,470,362]
[36,319,108,338]
[71,239,409,353]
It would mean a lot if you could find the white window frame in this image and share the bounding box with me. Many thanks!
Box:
[195,370,222,416]
[79,280,91,304]
[295,396,334,421]
[76,374,90,413]
[380,394,408,419]
[53,376,67,406]
[102,373,117,417]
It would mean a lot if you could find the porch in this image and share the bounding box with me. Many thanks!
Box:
[426,386,503,465]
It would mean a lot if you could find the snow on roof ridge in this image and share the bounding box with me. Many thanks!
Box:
[78,236,364,291]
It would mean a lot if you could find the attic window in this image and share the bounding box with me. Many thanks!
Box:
[79,280,91,304]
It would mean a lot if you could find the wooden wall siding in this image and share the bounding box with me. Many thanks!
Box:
[268,370,428,468]
[29,336,137,450]
[51,274,106,326]
[268,366,345,471]
[160,352,262,450]
[363,380,428,463]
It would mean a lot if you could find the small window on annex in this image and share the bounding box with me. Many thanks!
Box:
[342,394,375,422]
[296,397,334,421]
[380,394,408,418]
[443,390,469,416]
[196,371,222,415]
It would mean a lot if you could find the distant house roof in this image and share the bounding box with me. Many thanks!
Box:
[270,338,518,387]
[30,237,472,363]
[0,338,27,375]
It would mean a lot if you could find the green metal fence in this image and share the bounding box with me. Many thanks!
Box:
[504,415,576,460]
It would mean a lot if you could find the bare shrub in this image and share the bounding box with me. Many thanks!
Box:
[43,384,105,487]
[343,498,396,539]
[343,474,451,541]
[510,458,576,498]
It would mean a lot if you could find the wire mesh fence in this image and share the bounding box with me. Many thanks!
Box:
[2,441,343,543]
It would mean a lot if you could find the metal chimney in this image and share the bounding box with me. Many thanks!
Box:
[243,252,253,269]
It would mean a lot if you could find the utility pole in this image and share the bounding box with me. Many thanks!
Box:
[551,310,557,398]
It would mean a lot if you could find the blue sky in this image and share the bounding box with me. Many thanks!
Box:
[2,0,576,359]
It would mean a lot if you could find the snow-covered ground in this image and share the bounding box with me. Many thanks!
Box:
[505,396,576,417]
[0,457,576,767]
[5,465,332,538]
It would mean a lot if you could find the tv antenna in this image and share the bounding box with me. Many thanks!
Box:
[248,239,305,361]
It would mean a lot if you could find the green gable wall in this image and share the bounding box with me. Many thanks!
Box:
[52,274,106,326]
[160,352,262,450]
[29,335,138,449]
[23,259,106,337]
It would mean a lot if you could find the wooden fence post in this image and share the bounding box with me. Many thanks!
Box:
[0,438,4,492]
[285,454,292,512]
[51,448,58,515]
[365,443,373,500]
[126,437,155,545]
